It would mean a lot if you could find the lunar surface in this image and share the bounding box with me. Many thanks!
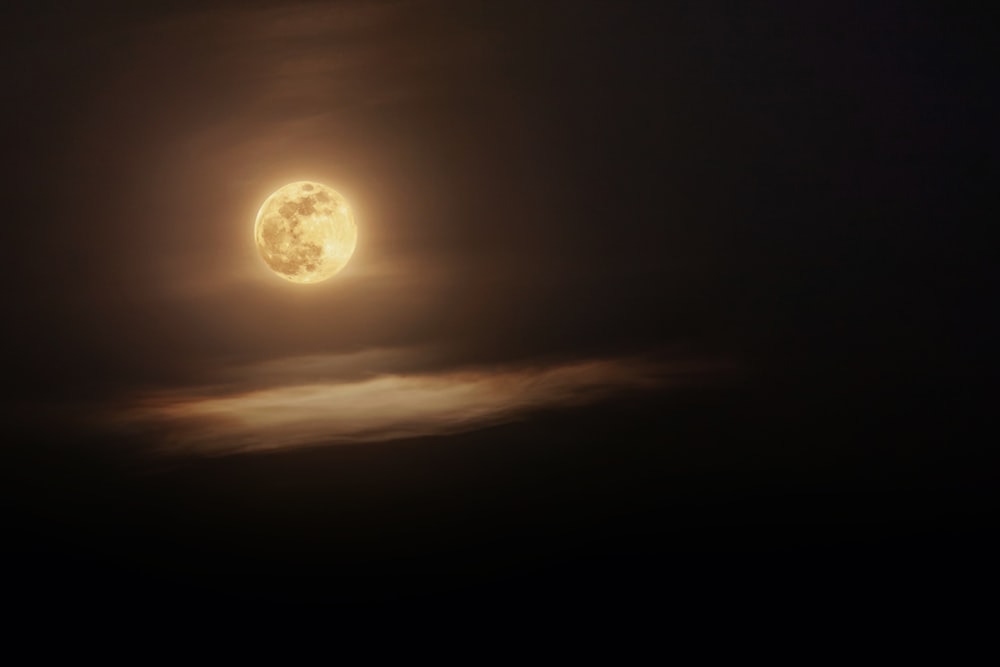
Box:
[254,181,357,283]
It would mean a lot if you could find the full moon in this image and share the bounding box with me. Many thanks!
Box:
[254,181,358,284]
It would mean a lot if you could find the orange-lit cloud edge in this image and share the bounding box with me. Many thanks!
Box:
[113,351,712,457]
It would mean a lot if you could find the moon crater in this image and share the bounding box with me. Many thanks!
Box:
[254,181,357,284]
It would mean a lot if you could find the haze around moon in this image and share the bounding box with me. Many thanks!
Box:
[254,181,357,284]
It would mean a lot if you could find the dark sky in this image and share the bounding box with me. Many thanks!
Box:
[1,0,994,620]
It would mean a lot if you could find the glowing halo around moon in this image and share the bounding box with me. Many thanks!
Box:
[254,181,358,284]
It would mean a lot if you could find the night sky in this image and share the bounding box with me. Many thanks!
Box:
[2,1,994,624]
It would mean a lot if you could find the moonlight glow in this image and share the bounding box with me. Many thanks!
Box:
[254,181,358,284]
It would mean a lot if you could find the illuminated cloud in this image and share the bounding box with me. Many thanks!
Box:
[119,355,674,456]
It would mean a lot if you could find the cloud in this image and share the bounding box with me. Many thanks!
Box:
[143,0,503,116]
[116,354,674,456]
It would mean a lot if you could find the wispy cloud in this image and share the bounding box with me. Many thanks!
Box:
[117,354,675,456]
[147,0,502,115]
